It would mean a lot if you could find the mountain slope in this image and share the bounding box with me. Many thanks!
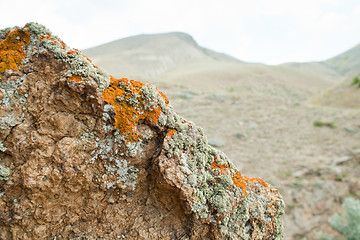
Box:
[311,73,360,108]
[324,43,360,77]
[283,43,360,81]
[281,61,342,82]
[281,43,360,108]
[83,32,240,80]
[84,31,337,100]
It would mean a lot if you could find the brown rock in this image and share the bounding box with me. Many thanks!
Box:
[0,23,284,239]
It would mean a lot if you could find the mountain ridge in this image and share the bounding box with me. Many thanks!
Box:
[324,43,360,77]
[83,32,240,80]
[83,31,359,108]
[84,31,360,81]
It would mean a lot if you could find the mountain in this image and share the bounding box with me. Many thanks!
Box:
[283,43,360,81]
[279,43,360,108]
[83,32,240,80]
[324,43,360,77]
[311,73,360,108]
[281,61,342,82]
[83,32,336,99]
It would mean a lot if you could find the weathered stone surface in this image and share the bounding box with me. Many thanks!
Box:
[0,23,284,239]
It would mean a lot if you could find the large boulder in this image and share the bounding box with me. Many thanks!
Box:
[0,23,284,239]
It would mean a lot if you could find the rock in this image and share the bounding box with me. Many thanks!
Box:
[249,123,258,130]
[0,23,284,239]
[333,155,353,165]
[178,89,197,99]
[208,138,225,147]
[344,127,356,133]
[234,133,247,140]
[207,93,226,101]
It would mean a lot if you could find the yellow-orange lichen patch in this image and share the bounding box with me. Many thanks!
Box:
[67,49,80,56]
[166,129,176,138]
[159,89,169,105]
[211,161,231,175]
[68,75,82,83]
[102,76,169,142]
[211,158,268,197]
[0,28,31,73]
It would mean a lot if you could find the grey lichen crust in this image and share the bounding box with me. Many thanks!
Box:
[26,22,110,92]
[0,74,28,134]
[117,80,284,238]
[0,164,10,181]
[162,124,284,239]
[26,22,51,36]
[0,141,6,152]
[134,82,285,238]
[0,27,11,41]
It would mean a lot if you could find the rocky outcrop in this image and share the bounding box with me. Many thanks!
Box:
[0,23,284,239]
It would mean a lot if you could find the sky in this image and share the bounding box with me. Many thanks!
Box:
[0,0,359,65]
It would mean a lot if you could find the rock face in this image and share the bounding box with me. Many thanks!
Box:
[0,23,284,239]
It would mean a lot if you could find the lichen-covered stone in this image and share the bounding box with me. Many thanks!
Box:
[0,164,9,180]
[0,24,284,239]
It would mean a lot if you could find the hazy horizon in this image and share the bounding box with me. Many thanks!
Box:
[1,0,359,65]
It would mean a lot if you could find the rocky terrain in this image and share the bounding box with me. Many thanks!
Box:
[84,32,360,239]
[0,23,284,239]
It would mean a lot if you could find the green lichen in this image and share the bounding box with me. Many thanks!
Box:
[26,22,51,36]
[90,129,141,191]
[124,141,143,157]
[42,38,68,59]
[103,158,139,190]
[25,22,110,92]
[0,141,6,152]
[140,84,186,132]
[0,27,10,41]
[162,120,284,238]
[0,164,10,181]
[140,84,157,102]
[164,128,234,218]
[65,51,110,92]
[275,199,285,239]
[0,74,27,131]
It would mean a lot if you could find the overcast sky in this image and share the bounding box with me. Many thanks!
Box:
[1,0,359,64]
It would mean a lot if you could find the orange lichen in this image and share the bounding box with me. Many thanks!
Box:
[166,129,176,138]
[211,158,268,197]
[159,89,169,105]
[68,75,82,83]
[102,76,169,142]
[67,49,80,56]
[0,28,31,73]
[211,161,231,174]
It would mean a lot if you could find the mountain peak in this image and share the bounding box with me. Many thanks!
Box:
[83,31,239,80]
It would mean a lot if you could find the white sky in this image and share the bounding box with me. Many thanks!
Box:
[0,0,359,65]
